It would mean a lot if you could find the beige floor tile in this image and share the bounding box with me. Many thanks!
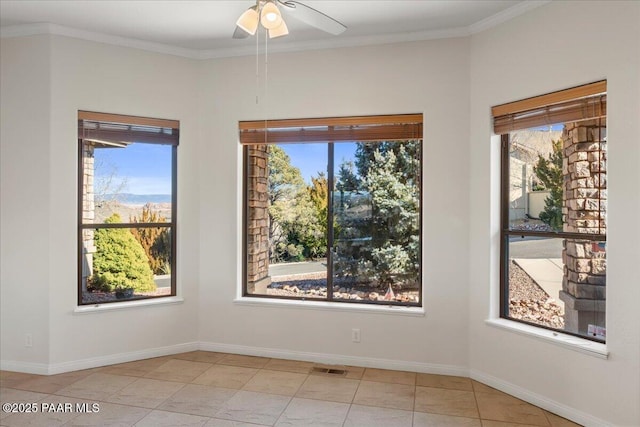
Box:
[204,418,271,426]
[1,395,90,427]
[192,365,259,389]
[471,381,507,396]
[264,358,314,374]
[296,375,360,403]
[9,369,97,394]
[275,397,350,426]
[481,421,542,427]
[55,373,136,401]
[544,411,582,427]
[242,370,307,396]
[0,388,49,421]
[65,402,150,426]
[414,386,479,418]
[158,384,237,417]
[145,359,213,383]
[215,390,291,425]
[416,374,473,391]
[103,377,184,408]
[353,380,415,411]
[0,370,35,380]
[0,387,48,425]
[101,356,171,377]
[362,368,416,385]
[218,354,271,369]
[0,371,43,389]
[135,409,211,426]
[2,409,75,426]
[0,387,49,403]
[345,366,365,380]
[344,404,413,427]
[173,351,227,364]
[475,392,550,426]
[1,357,562,427]
[414,412,482,426]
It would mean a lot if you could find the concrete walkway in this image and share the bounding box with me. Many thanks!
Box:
[269,260,327,278]
[513,258,564,310]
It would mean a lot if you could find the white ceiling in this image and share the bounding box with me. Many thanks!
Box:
[0,1,547,58]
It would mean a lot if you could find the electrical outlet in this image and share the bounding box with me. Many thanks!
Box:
[351,328,361,343]
[25,334,33,348]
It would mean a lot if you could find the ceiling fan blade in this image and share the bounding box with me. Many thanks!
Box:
[278,0,346,35]
[233,25,250,39]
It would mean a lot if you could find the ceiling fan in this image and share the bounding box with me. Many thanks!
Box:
[233,0,347,39]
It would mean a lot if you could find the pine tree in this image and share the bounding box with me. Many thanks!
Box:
[333,140,421,288]
[360,144,420,286]
[534,139,563,231]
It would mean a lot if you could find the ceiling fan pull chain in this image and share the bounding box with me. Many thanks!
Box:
[255,18,260,105]
[264,28,269,144]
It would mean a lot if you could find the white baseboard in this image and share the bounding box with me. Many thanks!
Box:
[469,369,611,427]
[0,341,199,375]
[199,341,469,377]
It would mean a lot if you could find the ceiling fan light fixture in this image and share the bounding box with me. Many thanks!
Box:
[268,20,289,38]
[260,1,283,30]
[236,6,259,35]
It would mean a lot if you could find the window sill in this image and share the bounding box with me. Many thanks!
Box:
[74,296,184,314]
[234,296,425,317]
[485,318,608,359]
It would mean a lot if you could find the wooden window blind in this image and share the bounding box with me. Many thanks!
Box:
[239,114,423,145]
[492,81,606,134]
[78,111,180,146]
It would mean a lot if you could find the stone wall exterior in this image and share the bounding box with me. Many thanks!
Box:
[246,146,271,293]
[81,143,96,292]
[560,119,607,335]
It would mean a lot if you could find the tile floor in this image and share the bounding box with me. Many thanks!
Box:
[0,351,581,426]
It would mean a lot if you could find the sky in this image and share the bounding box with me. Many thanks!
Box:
[94,141,358,195]
[531,124,564,131]
[280,142,358,184]
[94,143,172,195]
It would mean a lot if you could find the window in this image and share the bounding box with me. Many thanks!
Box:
[494,81,607,342]
[241,114,423,306]
[78,111,178,305]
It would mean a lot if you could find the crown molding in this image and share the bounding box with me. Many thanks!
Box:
[0,23,201,59]
[1,2,552,60]
[198,26,471,59]
[468,0,551,34]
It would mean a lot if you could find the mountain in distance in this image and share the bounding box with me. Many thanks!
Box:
[100,193,171,205]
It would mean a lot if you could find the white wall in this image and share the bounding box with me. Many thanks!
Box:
[1,36,52,367]
[197,38,471,370]
[0,35,202,370]
[469,1,640,426]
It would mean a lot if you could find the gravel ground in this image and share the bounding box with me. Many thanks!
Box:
[81,287,171,304]
[266,276,419,303]
[508,260,564,329]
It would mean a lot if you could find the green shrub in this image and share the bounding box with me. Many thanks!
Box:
[91,213,156,293]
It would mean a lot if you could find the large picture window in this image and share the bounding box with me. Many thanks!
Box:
[494,81,607,342]
[78,111,178,305]
[241,115,423,306]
